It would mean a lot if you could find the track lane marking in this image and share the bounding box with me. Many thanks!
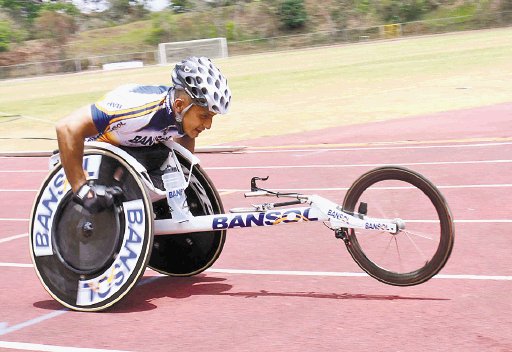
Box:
[0,340,132,352]
[0,233,28,243]
[3,182,511,195]
[245,139,512,152]
[206,269,512,281]
[204,159,512,170]
[2,218,512,224]
[217,184,512,193]
[0,276,163,338]
[3,158,510,173]
[0,170,47,173]
[0,311,68,338]
[0,262,32,267]
[2,264,511,281]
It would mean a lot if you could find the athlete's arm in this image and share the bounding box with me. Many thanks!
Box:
[55,105,99,193]
[174,134,195,153]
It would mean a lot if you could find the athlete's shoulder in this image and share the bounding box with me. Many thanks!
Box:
[96,84,170,111]
[109,84,170,95]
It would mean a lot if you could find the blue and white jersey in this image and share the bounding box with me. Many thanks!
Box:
[88,84,184,147]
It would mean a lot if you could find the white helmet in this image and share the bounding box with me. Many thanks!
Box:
[171,56,232,115]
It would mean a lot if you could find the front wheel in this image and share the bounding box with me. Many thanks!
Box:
[342,166,454,286]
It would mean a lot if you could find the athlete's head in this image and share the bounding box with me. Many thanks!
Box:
[171,56,232,138]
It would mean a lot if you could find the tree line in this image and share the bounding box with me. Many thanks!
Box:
[0,0,149,52]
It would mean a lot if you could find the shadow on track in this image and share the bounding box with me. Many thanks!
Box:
[32,273,449,313]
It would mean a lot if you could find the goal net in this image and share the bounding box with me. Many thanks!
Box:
[158,38,228,65]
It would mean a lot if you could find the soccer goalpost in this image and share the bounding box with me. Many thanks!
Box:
[158,38,228,65]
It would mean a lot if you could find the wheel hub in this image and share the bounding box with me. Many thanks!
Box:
[53,196,122,275]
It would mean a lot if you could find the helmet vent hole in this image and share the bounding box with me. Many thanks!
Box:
[212,105,219,113]
[185,77,193,85]
[208,69,215,77]
[215,80,220,89]
[202,87,208,95]
[191,87,199,96]
[198,66,205,74]
[207,77,213,84]
[214,92,219,101]
[220,96,225,106]
[196,76,202,84]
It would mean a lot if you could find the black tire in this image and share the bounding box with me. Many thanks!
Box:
[148,151,226,276]
[29,149,154,311]
[342,166,454,286]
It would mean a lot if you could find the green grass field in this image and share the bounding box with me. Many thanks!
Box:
[1,27,512,152]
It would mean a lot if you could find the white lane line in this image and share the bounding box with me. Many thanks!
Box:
[1,264,510,281]
[1,159,511,174]
[400,220,512,223]
[0,340,132,352]
[2,184,509,194]
[438,184,512,189]
[0,233,28,244]
[204,159,512,170]
[4,183,512,195]
[218,184,512,193]
[0,310,68,338]
[0,170,47,173]
[454,220,512,223]
[0,262,32,267]
[243,141,512,154]
[2,159,512,173]
[2,217,512,225]
[206,268,512,281]
[0,275,164,338]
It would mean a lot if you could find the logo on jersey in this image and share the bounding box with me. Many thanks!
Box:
[106,121,126,133]
[107,102,123,109]
[128,135,172,146]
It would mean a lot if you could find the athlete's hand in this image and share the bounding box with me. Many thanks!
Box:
[73,181,122,213]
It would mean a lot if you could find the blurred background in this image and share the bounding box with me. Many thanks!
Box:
[1,0,512,153]
[1,0,512,78]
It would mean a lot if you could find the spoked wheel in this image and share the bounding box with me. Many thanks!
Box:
[29,149,153,311]
[148,152,226,276]
[342,166,454,286]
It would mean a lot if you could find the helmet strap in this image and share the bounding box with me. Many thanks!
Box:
[170,88,194,135]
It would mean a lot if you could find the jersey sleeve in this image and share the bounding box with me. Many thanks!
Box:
[90,103,111,134]
[90,84,169,134]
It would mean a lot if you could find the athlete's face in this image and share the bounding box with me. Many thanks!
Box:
[182,105,216,138]
[173,95,216,138]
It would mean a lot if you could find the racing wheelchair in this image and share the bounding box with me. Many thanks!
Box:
[30,141,454,311]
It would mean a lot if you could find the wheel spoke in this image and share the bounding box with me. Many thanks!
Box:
[402,231,428,263]
[377,232,394,264]
[401,228,434,241]
[393,236,403,273]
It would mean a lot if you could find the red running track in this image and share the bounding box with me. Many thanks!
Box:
[0,103,511,351]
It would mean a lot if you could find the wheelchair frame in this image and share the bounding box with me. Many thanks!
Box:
[29,140,453,311]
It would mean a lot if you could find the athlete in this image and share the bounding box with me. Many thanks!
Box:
[55,56,232,213]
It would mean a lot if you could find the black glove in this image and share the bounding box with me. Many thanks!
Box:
[73,181,123,213]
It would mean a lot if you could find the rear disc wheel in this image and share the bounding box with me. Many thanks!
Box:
[29,149,154,311]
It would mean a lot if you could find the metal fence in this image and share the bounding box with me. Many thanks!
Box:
[1,10,511,80]
[228,11,512,55]
[0,51,159,80]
